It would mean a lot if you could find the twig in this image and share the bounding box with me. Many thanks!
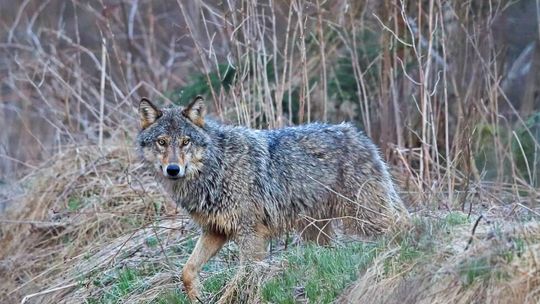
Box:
[465,214,483,251]
[98,37,107,150]
[20,282,79,304]
[516,203,540,218]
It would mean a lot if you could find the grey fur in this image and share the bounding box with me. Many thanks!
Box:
[137,97,409,301]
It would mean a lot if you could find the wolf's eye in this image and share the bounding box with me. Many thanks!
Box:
[157,139,167,146]
[182,137,191,146]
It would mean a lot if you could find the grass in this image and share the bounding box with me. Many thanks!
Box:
[67,197,82,212]
[25,206,535,304]
[81,231,234,304]
[4,164,540,304]
[87,261,175,303]
[444,212,471,226]
[458,257,492,286]
[155,290,188,304]
[1,0,540,303]
[150,271,234,304]
[89,268,143,303]
[260,214,474,303]
[145,241,381,304]
[145,236,159,248]
[262,243,379,303]
[144,240,385,304]
[456,231,528,287]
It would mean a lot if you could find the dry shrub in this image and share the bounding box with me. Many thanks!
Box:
[0,140,181,303]
[211,261,280,304]
[45,218,192,304]
[338,220,540,304]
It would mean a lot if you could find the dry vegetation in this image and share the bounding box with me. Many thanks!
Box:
[1,0,539,303]
[338,218,540,304]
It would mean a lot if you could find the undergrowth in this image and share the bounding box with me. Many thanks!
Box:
[169,213,471,304]
[261,243,379,304]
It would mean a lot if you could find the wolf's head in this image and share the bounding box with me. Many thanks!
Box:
[136,96,209,180]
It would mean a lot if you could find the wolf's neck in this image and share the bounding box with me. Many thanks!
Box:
[162,140,225,214]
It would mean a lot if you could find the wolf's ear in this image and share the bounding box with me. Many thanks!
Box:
[139,98,162,129]
[182,96,206,127]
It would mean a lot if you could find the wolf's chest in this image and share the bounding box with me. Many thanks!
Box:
[163,180,207,212]
[190,210,238,236]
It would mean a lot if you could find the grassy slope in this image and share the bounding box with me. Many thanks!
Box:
[76,211,540,304]
[60,211,486,303]
[1,145,539,304]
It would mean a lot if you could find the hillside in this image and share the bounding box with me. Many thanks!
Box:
[1,141,539,303]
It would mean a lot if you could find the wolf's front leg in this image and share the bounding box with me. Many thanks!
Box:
[182,231,227,302]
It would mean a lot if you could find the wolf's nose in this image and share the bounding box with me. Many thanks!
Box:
[166,164,181,176]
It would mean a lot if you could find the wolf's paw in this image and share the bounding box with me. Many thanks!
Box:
[182,276,202,303]
[185,287,202,303]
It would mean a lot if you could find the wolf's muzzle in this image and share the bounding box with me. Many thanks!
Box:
[164,163,185,179]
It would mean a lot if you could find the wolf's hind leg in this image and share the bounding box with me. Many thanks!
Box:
[182,231,227,302]
[238,233,268,262]
[298,219,334,245]
[217,233,267,304]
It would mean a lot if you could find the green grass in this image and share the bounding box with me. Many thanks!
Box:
[459,257,492,286]
[145,236,159,248]
[457,228,526,287]
[88,235,231,304]
[154,289,189,304]
[444,212,471,226]
[152,270,233,304]
[380,214,470,276]
[67,197,82,211]
[86,215,477,303]
[87,262,169,303]
[261,243,379,304]
[88,267,143,303]
[152,242,383,304]
[460,258,511,286]
[203,268,234,295]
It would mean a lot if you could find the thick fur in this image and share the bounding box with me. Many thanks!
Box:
[137,96,409,301]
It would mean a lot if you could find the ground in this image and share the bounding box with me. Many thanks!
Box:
[0,144,539,304]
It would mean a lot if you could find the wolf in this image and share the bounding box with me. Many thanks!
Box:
[136,96,409,302]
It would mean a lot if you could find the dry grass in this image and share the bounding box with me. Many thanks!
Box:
[0,141,180,303]
[1,0,540,303]
[338,219,540,304]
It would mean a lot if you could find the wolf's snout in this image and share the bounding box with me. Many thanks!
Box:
[165,164,184,178]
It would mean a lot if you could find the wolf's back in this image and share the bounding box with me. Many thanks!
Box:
[211,121,407,235]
